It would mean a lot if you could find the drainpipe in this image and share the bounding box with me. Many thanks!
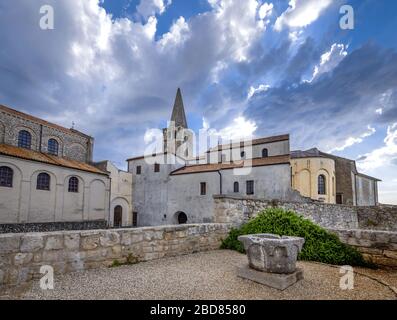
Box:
[217,170,222,195]
[108,171,112,229]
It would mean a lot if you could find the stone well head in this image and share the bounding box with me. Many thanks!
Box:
[238,233,305,274]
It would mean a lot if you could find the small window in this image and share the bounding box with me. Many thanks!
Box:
[0,166,13,188]
[233,181,239,193]
[318,175,326,195]
[154,163,160,172]
[200,182,206,195]
[18,130,32,149]
[47,139,59,156]
[68,177,79,193]
[262,148,268,157]
[37,173,50,191]
[133,212,138,227]
[241,151,246,159]
[246,180,254,195]
[136,166,142,175]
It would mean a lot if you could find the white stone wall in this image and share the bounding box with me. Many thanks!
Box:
[0,223,231,287]
[356,175,377,206]
[0,155,110,224]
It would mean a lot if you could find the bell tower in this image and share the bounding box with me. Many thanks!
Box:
[163,88,193,158]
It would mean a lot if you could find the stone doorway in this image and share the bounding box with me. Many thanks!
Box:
[114,205,122,227]
[177,212,187,224]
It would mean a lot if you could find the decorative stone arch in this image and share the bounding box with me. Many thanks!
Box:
[44,135,64,156]
[296,168,311,197]
[13,126,38,150]
[63,174,84,192]
[174,211,188,224]
[88,179,107,220]
[0,160,23,188]
[30,169,57,189]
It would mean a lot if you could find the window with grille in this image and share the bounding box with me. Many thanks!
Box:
[318,175,326,195]
[200,182,206,195]
[68,177,79,192]
[154,163,160,172]
[262,148,268,157]
[37,173,50,191]
[18,130,32,149]
[234,181,239,193]
[136,166,141,175]
[48,139,59,156]
[0,166,13,188]
[246,180,254,195]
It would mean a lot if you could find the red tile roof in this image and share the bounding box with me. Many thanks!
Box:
[0,144,107,175]
[206,134,289,153]
[170,154,290,175]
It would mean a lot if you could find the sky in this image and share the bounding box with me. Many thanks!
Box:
[0,0,396,204]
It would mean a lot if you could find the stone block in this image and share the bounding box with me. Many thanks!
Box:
[42,250,64,263]
[100,231,121,247]
[45,235,64,250]
[21,235,44,253]
[143,252,159,261]
[0,235,21,253]
[64,234,80,251]
[0,269,4,285]
[383,250,397,260]
[81,234,100,250]
[13,253,33,266]
[237,265,304,290]
[120,232,132,246]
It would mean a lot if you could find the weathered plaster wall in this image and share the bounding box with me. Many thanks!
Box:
[356,205,397,231]
[328,228,397,269]
[213,195,359,229]
[0,223,231,287]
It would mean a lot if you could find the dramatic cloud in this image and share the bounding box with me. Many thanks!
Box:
[274,0,332,31]
[136,0,172,20]
[328,126,375,153]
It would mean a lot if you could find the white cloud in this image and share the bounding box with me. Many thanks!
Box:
[357,123,397,171]
[203,116,257,141]
[247,84,270,99]
[307,43,348,82]
[328,125,376,153]
[375,108,383,115]
[136,0,172,20]
[258,2,273,19]
[158,16,189,49]
[274,0,332,31]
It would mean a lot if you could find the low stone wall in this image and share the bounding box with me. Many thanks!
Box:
[357,205,397,231]
[328,228,397,269]
[0,223,231,287]
[214,195,358,229]
[0,220,108,234]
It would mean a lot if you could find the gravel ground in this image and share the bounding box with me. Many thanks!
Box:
[3,250,396,300]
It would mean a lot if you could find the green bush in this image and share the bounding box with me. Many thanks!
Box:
[221,207,374,267]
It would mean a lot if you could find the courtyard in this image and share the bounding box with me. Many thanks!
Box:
[2,250,396,300]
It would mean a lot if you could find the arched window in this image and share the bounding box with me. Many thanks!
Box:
[47,139,59,156]
[234,181,239,193]
[177,212,187,224]
[114,205,123,227]
[18,130,32,149]
[68,177,79,193]
[241,151,246,159]
[262,148,268,158]
[37,173,50,191]
[0,166,13,187]
[318,174,326,195]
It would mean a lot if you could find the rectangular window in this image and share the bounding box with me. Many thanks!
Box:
[200,182,206,195]
[136,166,141,175]
[246,180,254,195]
[133,212,138,227]
[154,163,160,172]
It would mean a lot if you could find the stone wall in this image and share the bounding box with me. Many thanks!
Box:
[0,220,107,234]
[0,223,231,287]
[357,205,397,231]
[214,195,358,229]
[328,228,397,269]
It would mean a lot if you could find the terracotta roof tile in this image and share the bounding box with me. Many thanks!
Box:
[0,144,107,175]
[170,154,290,175]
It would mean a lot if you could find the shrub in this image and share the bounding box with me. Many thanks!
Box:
[221,207,374,267]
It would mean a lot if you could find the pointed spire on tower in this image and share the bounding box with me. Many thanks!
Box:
[170,88,188,128]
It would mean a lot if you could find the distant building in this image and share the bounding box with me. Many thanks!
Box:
[0,104,132,226]
[291,148,380,205]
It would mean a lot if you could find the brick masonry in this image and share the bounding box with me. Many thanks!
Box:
[0,223,231,287]
[328,228,397,269]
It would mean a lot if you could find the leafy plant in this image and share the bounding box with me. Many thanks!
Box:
[221,207,374,268]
